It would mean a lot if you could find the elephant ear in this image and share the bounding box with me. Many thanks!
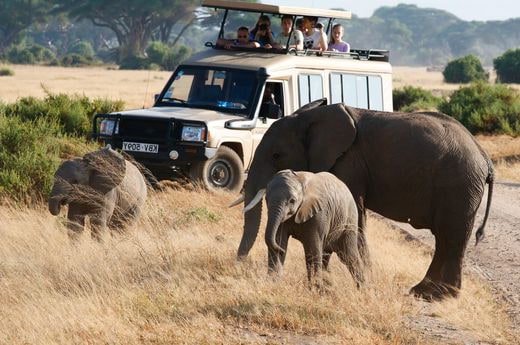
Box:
[300,104,356,173]
[294,172,323,224]
[293,98,328,115]
[83,148,126,194]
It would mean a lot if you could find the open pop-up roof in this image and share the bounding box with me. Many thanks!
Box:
[201,0,352,19]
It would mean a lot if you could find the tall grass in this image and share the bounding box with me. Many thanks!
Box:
[0,189,515,344]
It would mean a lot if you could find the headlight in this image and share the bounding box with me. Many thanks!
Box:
[99,119,118,136]
[181,125,205,142]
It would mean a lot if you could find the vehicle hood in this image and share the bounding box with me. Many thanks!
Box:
[114,107,241,125]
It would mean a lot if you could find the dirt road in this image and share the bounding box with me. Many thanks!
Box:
[384,180,520,343]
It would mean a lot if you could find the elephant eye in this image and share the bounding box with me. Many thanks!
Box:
[289,198,296,204]
[272,152,280,161]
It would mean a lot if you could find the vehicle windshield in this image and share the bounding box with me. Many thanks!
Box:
[158,66,257,115]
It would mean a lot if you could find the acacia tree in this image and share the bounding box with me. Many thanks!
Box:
[53,0,199,60]
[0,0,51,54]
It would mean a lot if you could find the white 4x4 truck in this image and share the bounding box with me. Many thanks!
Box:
[92,0,393,192]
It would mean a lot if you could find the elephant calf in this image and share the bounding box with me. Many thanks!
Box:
[48,148,147,240]
[246,170,364,286]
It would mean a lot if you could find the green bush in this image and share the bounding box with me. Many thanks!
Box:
[0,67,14,76]
[142,42,192,71]
[439,82,520,135]
[29,44,56,62]
[0,115,99,202]
[494,49,520,84]
[443,55,488,84]
[60,53,94,67]
[393,86,442,112]
[68,41,95,58]
[2,93,124,138]
[119,55,150,70]
[7,46,36,64]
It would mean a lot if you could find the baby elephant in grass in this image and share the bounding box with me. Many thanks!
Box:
[48,147,147,240]
[246,170,364,286]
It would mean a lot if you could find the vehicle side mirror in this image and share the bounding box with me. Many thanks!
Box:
[260,103,282,119]
[154,94,160,102]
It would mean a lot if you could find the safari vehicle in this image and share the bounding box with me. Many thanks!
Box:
[92,0,393,192]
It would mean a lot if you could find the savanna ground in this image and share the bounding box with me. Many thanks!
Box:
[0,63,520,344]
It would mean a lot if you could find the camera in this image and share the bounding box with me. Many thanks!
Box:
[259,23,268,30]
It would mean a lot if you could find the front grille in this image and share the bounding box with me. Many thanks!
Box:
[118,118,171,140]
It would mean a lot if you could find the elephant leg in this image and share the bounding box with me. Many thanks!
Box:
[90,214,108,241]
[268,225,289,274]
[301,234,324,289]
[66,204,85,241]
[411,195,476,300]
[322,250,333,271]
[335,230,365,286]
[357,206,371,268]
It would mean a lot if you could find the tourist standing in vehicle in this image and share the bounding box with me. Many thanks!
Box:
[273,15,304,50]
[216,26,260,49]
[250,15,275,48]
[328,24,350,53]
[302,16,327,51]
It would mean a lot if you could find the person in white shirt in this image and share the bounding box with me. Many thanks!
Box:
[273,15,304,51]
[302,16,327,51]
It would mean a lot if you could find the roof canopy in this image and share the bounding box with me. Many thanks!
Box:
[202,0,352,20]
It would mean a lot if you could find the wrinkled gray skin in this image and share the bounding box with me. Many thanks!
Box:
[48,148,147,240]
[238,100,494,301]
[264,170,364,286]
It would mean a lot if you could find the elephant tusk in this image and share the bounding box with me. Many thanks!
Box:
[228,194,245,208]
[243,189,266,213]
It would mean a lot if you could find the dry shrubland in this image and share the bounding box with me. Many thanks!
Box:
[0,188,514,344]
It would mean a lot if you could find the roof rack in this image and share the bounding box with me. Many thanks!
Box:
[295,49,390,62]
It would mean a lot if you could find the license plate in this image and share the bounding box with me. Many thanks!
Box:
[122,141,159,153]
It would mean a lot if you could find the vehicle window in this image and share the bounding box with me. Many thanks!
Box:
[330,73,384,110]
[368,75,383,111]
[159,67,257,115]
[299,74,323,107]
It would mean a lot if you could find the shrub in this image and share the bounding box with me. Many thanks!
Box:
[443,55,488,84]
[68,41,95,58]
[0,115,99,202]
[439,82,520,135]
[7,46,36,64]
[494,49,520,84]
[393,86,442,112]
[2,93,124,138]
[61,53,94,67]
[0,67,14,76]
[29,44,56,62]
[142,42,192,70]
[119,55,150,70]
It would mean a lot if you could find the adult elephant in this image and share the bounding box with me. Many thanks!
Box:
[233,100,494,300]
[49,148,148,240]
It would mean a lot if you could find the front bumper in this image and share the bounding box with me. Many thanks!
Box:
[93,114,210,169]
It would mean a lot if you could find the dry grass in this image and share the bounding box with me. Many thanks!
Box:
[393,66,520,97]
[0,188,514,344]
[474,135,520,182]
[0,64,170,109]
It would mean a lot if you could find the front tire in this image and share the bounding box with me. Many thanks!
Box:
[189,146,244,193]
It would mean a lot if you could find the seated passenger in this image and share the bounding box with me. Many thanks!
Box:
[328,24,350,53]
[250,15,275,48]
[216,27,260,49]
[273,15,304,51]
[302,16,327,51]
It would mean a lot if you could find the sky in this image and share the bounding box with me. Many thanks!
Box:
[268,0,519,21]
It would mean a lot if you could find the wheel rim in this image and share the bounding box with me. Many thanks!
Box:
[208,160,232,187]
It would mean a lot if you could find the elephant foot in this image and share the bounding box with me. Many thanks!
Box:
[410,280,459,302]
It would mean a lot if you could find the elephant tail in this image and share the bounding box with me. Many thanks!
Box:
[475,165,494,246]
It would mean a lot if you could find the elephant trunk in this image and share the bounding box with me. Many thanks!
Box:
[265,206,285,254]
[48,197,62,216]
